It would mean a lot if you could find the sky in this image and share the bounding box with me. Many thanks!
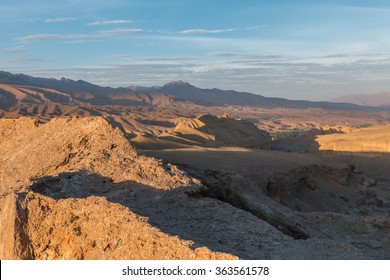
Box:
[1,0,390,101]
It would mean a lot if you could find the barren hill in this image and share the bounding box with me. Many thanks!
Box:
[0,84,95,118]
[132,114,272,149]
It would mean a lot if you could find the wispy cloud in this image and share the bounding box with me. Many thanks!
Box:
[2,57,49,63]
[64,40,104,44]
[245,25,267,30]
[44,17,79,23]
[18,34,89,43]
[207,51,242,57]
[87,20,132,26]
[179,28,236,34]
[177,26,263,35]
[18,29,144,43]
[98,28,143,35]
[0,45,26,53]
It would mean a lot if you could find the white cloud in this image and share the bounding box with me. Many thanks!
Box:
[179,28,235,34]
[44,17,79,23]
[87,20,132,26]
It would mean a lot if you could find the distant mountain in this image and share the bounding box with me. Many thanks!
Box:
[0,70,376,110]
[157,80,368,110]
[330,92,390,108]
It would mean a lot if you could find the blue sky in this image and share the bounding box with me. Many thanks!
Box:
[1,0,390,100]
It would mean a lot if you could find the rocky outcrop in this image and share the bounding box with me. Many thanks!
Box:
[0,117,233,259]
[1,190,235,260]
[0,117,195,192]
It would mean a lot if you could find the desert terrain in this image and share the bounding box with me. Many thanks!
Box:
[1,71,390,260]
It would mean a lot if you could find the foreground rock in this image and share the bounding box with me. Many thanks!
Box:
[0,117,234,259]
[0,190,234,260]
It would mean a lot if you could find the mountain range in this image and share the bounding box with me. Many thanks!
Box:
[0,70,374,111]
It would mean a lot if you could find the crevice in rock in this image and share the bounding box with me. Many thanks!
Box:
[14,193,35,259]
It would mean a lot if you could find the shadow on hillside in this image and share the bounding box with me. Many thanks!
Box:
[104,116,136,139]
[270,129,321,152]
[29,170,246,258]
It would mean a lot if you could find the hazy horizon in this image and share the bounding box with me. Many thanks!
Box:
[1,0,390,101]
